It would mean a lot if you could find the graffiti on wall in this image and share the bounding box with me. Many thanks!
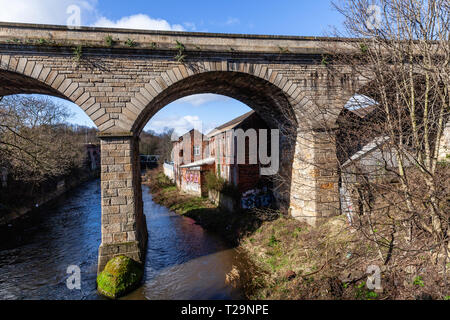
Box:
[182,169,201,193]
[241,187,273,209]
[184,170,200,184]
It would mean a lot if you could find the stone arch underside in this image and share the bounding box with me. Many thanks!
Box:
[134,70,299,212]
[120,61,310,136]
[0,69,66,98]
[0,58,101,128]
[133,71,297,134]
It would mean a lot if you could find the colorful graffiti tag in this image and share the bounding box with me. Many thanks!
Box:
[241,187,273,209]
[184,170,200,183]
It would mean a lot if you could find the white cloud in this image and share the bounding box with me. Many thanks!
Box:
[146,115,216,136]
[92,14,185,31]
[225,17,240,25]
[176,94,231,107]
[0,0,185,32]
[0,0,97,25]
[183,22,197,31]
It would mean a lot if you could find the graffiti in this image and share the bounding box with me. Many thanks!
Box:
[241,187,273,209]
[184,170,200,184]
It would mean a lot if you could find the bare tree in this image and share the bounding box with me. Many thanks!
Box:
[304,0,450,296]
[0,95,85,183]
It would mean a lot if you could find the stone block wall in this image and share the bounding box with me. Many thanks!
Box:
[98,135,147,272]
[289,129,340,225]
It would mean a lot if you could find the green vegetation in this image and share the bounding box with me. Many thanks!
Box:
[97,255,143,299]
[125,38,137,47]
[205,171,225,192]
[413,276,425,287]
[205,171,240,199]
[72,45,83,62]
[354,281,378,300]
[360,43,368,54]
[268,234,280,247]
[145,168,450,300]
[240,215,386,300]
[105,35,115,47]
[0,95,99,225]
[174,40,186,62]
[37,38,48,46]
[146,171,215,215]
[278,46,289,53]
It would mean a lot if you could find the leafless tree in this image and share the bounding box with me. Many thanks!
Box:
[0,95,85,183]
[301,0,450,296]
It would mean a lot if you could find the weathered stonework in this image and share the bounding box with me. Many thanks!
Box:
[0,23,371,272]
[98,135,147,272]
[289,129,340,225]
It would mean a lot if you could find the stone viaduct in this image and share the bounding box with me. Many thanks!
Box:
[0,23,366,272]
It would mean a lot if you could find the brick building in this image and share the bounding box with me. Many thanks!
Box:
[172,129,210,196]
[171,111,273,203]
[207,110,272,192]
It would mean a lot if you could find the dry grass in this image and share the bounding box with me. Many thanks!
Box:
[240,214,449,300]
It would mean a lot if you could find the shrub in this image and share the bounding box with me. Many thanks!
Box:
[205,171,241,199]
[125,39,137,47]
[205,171,225,192]
[105,35,115,47]
[72,45,83,62]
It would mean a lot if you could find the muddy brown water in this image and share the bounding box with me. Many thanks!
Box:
[0,179,244,300]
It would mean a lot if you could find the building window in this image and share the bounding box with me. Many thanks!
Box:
[194,145,200,156]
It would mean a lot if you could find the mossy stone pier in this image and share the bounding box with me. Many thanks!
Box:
[97,255,144,299]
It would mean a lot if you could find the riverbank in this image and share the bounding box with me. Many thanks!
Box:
[0,169,99,226]
[142,170,268,297]
[142,170,268,246]
[144,169,449,300]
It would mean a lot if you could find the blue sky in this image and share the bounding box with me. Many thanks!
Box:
[0,0,345,135]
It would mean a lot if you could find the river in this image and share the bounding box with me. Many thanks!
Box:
[0,179,244,300]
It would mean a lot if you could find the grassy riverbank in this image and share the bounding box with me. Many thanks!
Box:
[143,169,449,300]
[143,170,263,246]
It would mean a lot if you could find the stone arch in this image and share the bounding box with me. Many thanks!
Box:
[0,55,101,127]
[122,62,306,214]
[120,62,306,135]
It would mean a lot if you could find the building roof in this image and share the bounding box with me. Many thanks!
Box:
[180,157,215,168]
[207,110,255,137]
[349,105,377,118]
[342,136,390,168]
[173,128,204,143]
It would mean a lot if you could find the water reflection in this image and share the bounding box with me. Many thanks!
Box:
[0,180,243,300]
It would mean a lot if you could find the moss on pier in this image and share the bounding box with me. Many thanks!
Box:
[97,255,143,299]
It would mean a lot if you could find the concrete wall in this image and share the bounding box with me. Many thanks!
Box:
[163,163,175,182]
[208,189,236,212]
[180,168,202,196]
